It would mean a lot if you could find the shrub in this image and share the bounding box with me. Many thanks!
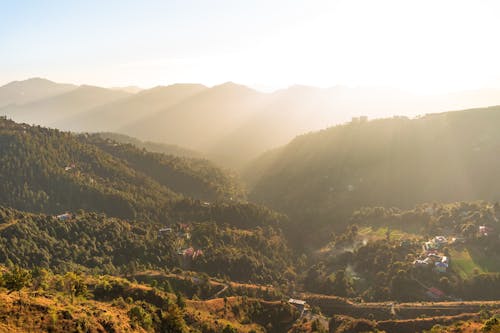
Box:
[128,305,153,330]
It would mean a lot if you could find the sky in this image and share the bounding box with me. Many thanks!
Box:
[2,0,500,94]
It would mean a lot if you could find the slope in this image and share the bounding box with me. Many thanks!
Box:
[56,83,207,132]
[247,105,500,226]
[7,79,500,169]
[0,118,244,220]
[0,77,76,108]
[0,204,291,283]
[120,82,264,159]
[2,85,131,127]
[93,132,202,158]
[83,133,244,202]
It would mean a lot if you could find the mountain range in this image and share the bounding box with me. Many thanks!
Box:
[4,78,500,167]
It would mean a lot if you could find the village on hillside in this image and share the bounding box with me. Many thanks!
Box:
[412,223,496,300]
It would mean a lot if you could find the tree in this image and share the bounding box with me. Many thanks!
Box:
[126,261,137,278]
[64,272,87,303]
[3,266,31,307]
[128,305,153,330]
[175,291,186,309]
[330,270,351,297]
[222,324,238,333]
[161,304,188,333]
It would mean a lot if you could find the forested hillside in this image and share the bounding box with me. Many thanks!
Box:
[247,106,500,229]
[0,204,292,284]
[84,134,244,202]
[94,132,202,158]
[0,117,244,220]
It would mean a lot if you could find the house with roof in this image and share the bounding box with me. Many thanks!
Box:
[56,213,72,221]
[434,261,448,273]
[434,236,447,247]
[288,298,308,316]
[426,287,445,300]
[479,225,494,237]
[413,259,430,267]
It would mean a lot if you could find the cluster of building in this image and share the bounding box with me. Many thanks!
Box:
[178,247,204,259]
[56,212,72,221]
[159,223,203,260]
[425,287,445,300]
[479,225,494,237]
[413,236,450,273]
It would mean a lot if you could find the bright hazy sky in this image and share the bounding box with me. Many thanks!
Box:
[2,0,500,94]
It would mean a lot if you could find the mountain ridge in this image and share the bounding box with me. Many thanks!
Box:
[246,105,500,228]
[5,77,500,168]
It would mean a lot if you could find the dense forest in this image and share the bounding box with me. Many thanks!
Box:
[0,117,244,220]
[83,134,244,202]
[0,205,292,284]
[95,132,202,158]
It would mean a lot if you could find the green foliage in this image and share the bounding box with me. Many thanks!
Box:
[175,290,186,309]
[3,265,31,295]
[483,315,500,332]
[0,118,244,220]
[95,132,202,159]
[161,304,189,333]
[128,305,153,330]
[64,272,87,303]
[85,133,245,202]
[222,324,238,333]
[300,201,500,301]
[0,202,291,283]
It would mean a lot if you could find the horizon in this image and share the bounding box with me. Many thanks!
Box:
[5,76,500,98]
[3,0,500,95]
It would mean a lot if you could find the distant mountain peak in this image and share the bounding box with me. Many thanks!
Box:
[210,81,258,95]
[2,77,59,88]
[0,78,77,108]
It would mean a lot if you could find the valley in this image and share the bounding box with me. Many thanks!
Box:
[4,2,500,331]
[1,82,500,332]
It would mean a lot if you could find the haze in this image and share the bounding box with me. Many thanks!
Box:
[2,0,500,95]
[4,0,500,169]
[4,1,500,331]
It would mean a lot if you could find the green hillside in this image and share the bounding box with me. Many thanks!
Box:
[0,117,244,220]
[84,134,244,202]
[247,106,500,228]
[0,204,292,283]
[94,132,202,158]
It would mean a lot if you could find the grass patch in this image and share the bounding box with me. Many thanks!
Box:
[358,226,418,241]
[450,248,483,279]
